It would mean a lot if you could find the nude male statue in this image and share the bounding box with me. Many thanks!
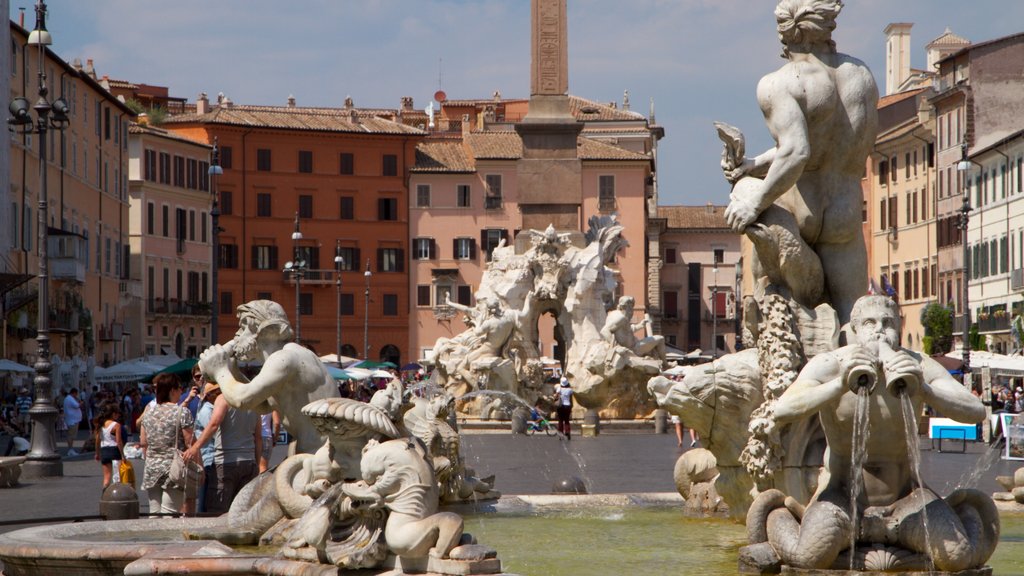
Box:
[199,300,339,454]
[601,296,665,362]
[747,296,998,571]
[722,0,878,324]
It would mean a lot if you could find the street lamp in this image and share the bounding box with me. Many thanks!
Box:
[8,0,70,478]
[957,141,975,381]
[334,241,344,362]
[711,265,718,360]
[208,137,223,345]
[364,259,372,360]
[283,213,306,343]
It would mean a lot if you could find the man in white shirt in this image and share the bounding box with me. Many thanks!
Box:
[63,388,83,456]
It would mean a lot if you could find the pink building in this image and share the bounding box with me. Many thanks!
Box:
[408,96,658,362]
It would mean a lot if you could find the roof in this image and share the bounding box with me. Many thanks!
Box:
[877,88,927,110]
[105,78,139,90]
[926,27,970,49]
[164,105,425,135]
[655,205,730,230]
[569,95,646,121]
[411,132,649,172]
[128,123,212,148]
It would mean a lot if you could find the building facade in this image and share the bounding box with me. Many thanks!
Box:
[649,205,740,355]
[126,123,214,359]
[164,95,423,365]
[6,21,134,369]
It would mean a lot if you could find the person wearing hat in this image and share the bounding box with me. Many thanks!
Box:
[190,376,219,513]
[554,377,574,440]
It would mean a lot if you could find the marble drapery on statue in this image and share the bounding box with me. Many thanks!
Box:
[430,218,664,418]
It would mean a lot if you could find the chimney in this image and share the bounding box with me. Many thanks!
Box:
[138,112,149,126]
[462,114,471,138]
[85,59,97,80]
[343,95,354,110]
[287,95,296,108]
[18,8,25,28]
[349,108,359,124]
[884,23,912,95]
[706,201,714,214]
[400,96,414,112]
[222,95,233,108]
[196,92,209,115]
[623,89,630,111]
[72,58,82,72]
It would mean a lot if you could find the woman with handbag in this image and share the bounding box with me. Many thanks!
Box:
[139,374,194,514]
[93,401,124,489]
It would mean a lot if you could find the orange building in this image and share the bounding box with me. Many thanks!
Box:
[164,95,424,365]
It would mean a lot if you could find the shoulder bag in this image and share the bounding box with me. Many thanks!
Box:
[165,405,203,499]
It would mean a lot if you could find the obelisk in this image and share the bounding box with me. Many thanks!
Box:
[515,0,583,232]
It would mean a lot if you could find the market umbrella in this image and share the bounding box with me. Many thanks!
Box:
[142,357,199,383]
[0,359,34,374]
[355,360,398,370]
[370,369,394,379]
[326,366,355,381]
[400,362,422,372]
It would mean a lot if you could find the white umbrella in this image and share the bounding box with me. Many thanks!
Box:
[0,359,34,374]
[369,369,394,379]
[319,353,361,367]
[344,367,373,381]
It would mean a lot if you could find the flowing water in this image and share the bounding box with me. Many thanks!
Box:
[899,392,934,572]
[848,386,870,569]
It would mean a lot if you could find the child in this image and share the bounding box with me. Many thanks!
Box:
[94,402,124,489]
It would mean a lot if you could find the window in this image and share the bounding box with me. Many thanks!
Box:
[257,193,272,217]
[147,202,155,235]
[905,153,911,180]
[189,210,196,241]
[340,153,354,175]
[481,229,507,260]
[296,246,320,269]
[219,244,239,269]
[220,146,233,169]
[298,195,313,219]
[298,150,313,174]
[382,154,398,176]
[663,291,678,319]
[340,293,355,315]
[159,152,171,184]
[383,294,399,316]
[891,156,898,182]
[457,184,471,207]
[220,291,233,315]
[457,285,472,306]
[251,245,279,270]
[878,160,888,185]
[378,198,398,221]
[414,238,436,260]
[880,198,887,229]
[377,248,404,272]
[174,155,185,187]
[336,247,360,271]
[201,211,208,243]
[340,197,354,220]
[485,175,502,209]
[416,184,431,208]
[453,238,476,260]
[162,205,169,237]
[187,158,198,189]
[299,293,313,316]
[221,190,233,215]
[257,148,272,171]
[664,247,677,264]
[417,285,431,307]
[599,175,615,209]
[713,248,724,265]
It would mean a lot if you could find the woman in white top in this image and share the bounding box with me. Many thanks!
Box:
[93,402,124,488]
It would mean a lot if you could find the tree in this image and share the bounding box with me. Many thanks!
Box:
[920,303,954,354]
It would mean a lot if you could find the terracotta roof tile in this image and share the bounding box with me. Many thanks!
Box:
[464,131,522,159]
[412,142,474,173]
[877,88,927,110]
[577,138,649,161]
[656,205,730,230]
[128,122,211,147]
[164,105,424,135]
[569,95,645,121]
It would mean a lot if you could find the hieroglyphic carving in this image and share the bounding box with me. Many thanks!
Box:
[531,0,568,96]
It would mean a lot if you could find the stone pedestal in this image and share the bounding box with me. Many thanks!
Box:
[100,482,140,520]
[653,409,668,434]
[581,409,600,437]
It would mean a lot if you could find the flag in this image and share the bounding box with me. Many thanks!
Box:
[880,274,898,302]
[867,278,880,295]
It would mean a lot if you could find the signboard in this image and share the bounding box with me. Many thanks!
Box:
[1005,413,1024,461]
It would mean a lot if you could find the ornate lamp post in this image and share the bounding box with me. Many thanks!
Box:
[334,241,344,362]
[208,137,223,345]
[9,0,71,478]
[363,259,372,359]
[283,213,306,343]
[957,142,975,382]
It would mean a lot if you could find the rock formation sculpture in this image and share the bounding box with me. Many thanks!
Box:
[431,218,663,418]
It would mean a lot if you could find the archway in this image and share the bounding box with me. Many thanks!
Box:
[174,332,184,358]
[379,344,400,367]
[340,344,358,359]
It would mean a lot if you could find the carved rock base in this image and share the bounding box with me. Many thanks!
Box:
[384,547,504,575]
[0,456,25,487]
[777,568,992,576]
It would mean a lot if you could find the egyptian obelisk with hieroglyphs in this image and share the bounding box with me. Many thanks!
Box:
[515,0,584,232]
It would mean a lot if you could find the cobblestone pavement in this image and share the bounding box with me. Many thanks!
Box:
[1,426,1016,535]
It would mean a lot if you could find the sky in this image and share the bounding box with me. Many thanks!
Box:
[15,0,1024,206]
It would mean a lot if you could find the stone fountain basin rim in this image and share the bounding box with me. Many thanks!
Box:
[0,516,229,562]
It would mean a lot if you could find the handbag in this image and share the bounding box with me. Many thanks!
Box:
[119,458,136,488]
[164,405,204,498]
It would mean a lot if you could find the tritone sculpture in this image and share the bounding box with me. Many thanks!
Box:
[651,1,999,573]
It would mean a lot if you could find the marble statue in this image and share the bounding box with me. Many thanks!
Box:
[744,296,998,571]
[430,217,663,417]
[199,300,339,454]
[720,0,877,327]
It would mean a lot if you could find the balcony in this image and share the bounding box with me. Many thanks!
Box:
[978,314,1010,334]
[147,299,213,316]
[598,197,616,212]
[432,304,458,321]
[49,308,80,333]
[50,257,86,283]
[484,195,502,210]
[98,322,124,341]
[281,269,340,286]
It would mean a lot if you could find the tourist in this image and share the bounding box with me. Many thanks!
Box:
[139,373,195,514]
[192,379,218,513]
[93,402,124,489]
[63,388,83,456]
[183,379,261,515]
[179,371,203,418]
[14,387,31,436]
[258,411,280,473]
[554,377,573,440]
